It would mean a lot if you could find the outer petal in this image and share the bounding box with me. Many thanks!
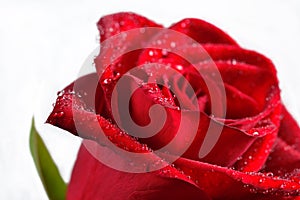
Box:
[67,144,210,200]
[174,157,300,200]
[95,12,163,76]
[169,18,239,46]
[277,106,300,151]
[97,12,163,42]
[67,144,300,200]
[47,73,256,167]
[263,106,300,176]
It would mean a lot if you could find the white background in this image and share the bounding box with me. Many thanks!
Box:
[0,0,300,199]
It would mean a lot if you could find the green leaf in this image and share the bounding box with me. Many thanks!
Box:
[29,117,67,200]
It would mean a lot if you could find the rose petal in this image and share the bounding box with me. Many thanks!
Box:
[263,106,300,176]
[264,138,300,176]
[46,73,151,152]
[214,61,278,118]
[68,144,300,200]
[174,157,300,199]
[203,44,277,74]
[67,144,211,200]
[47,72,257,167]
[107,72,258,166]
[232,94,282,172]
[97,12,163,42]
[95,12,162,76]
[169,18,239,46]
[234,130,278,172]
[277,106,300,151]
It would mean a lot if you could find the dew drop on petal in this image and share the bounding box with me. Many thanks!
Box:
[57,90,65,97]
[232,59,237,65]
[180,22,187,28]
[280,183,286,189]
[162,49,168,57]
[176,65,183,71]
[148,50,154,56]
[102,78,111,85]
[253,131,259,136]
[170,42,176,48]
[249,188,256,193]
[266,172,273,177]
[57,111,64,117]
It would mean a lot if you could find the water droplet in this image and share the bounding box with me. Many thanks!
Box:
[180,22,187,28]
[161,49,168,57]
[141,145,149,151]
[148,50,154,56]
[170,42,176,48]
[264,149,269,154]
[57,111,64,117]
[249,188,257,193]
[253,131,259,136]
[266,172,273,177]
[57,90,65,97]
[280,183,286,189]
[109,27,114,32]
[176,65,183,71]
[102,78,112,85]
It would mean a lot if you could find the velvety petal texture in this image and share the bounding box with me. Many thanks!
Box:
[47,12,300,199]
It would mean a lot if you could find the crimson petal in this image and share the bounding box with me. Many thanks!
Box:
[174,157,300,199]
[97,12,163,42]
[67,144,211,200]
[263,106,300,176]
[95,12,162,76]
[277,106,300,152]
[169,18,239,46]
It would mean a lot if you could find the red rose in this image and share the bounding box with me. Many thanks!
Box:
[47,12,300,199]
